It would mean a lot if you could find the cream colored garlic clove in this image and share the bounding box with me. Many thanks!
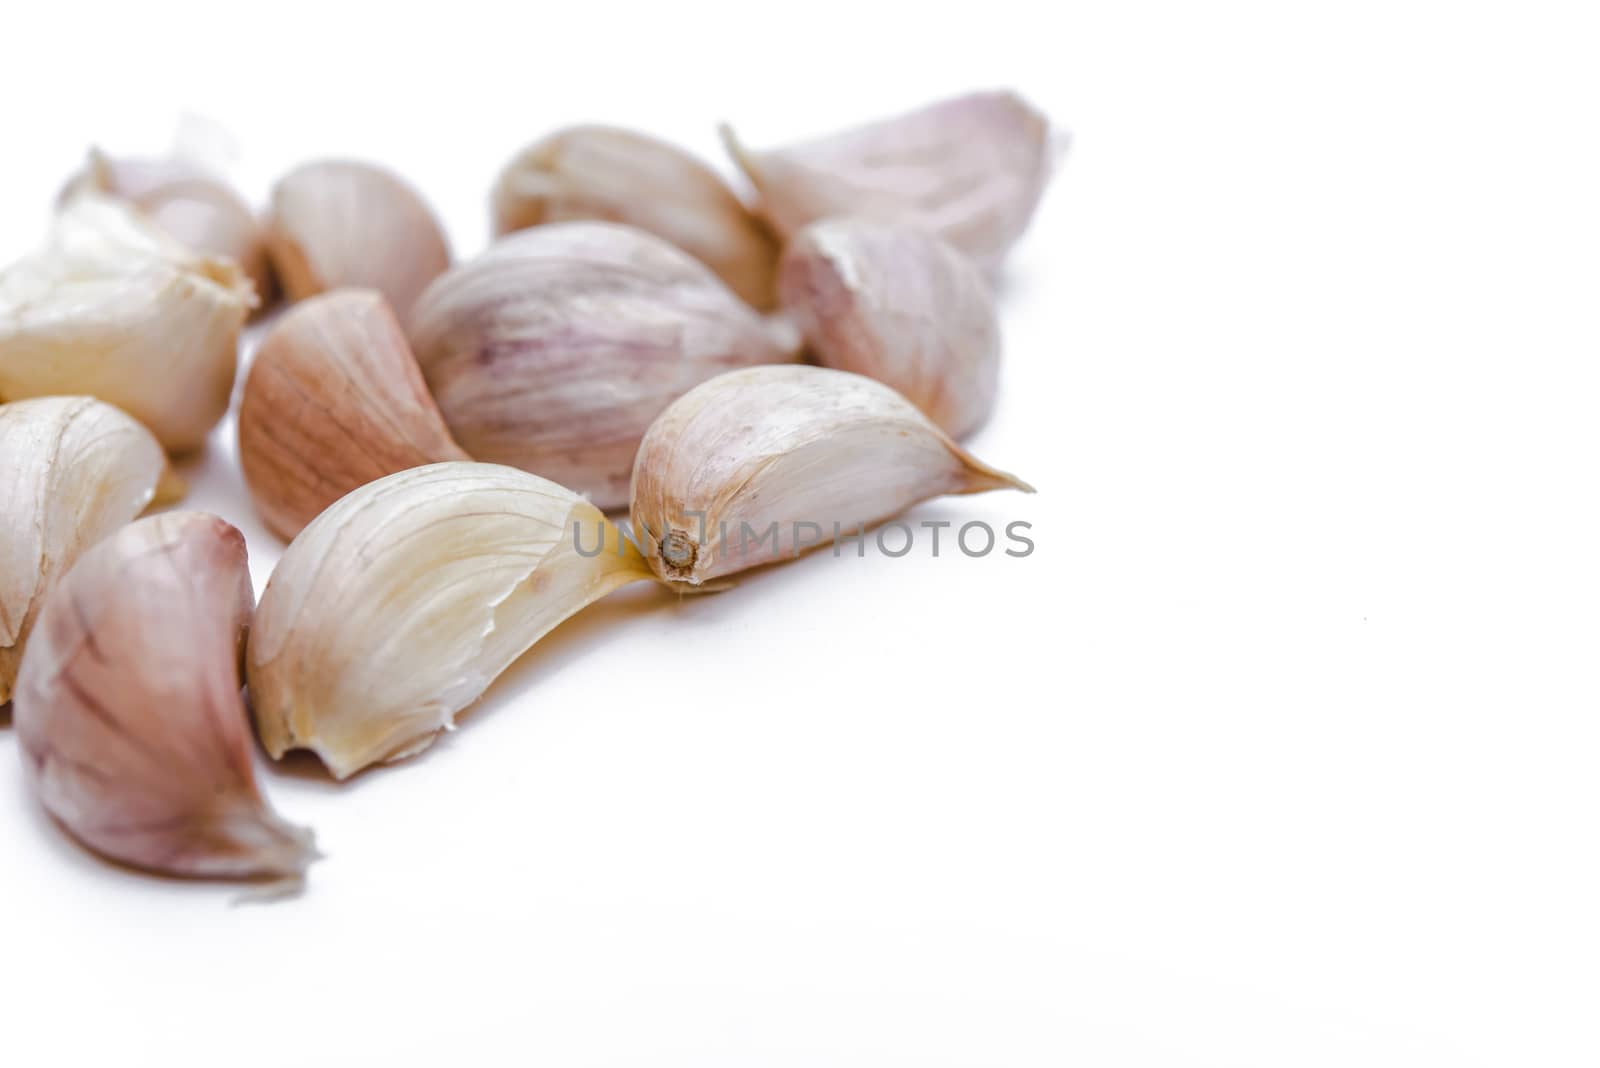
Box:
[408,222,802,510]
[492,125,780,309]
[0,396,181,706]
[13,511,315,883]
[778,218,1000,439]
[248,462,654,779]
[722,89,1055,275]
[238,288,470,541]
[61,148,277,311]
[266,159,451,315]
[630,365,1031,587]
[0,194,256,452]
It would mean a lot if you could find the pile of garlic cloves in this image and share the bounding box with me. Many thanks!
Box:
[0,87,1055,894]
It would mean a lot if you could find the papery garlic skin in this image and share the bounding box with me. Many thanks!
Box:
[248,462,654,779]
[492,125,780,309]
[778,218,1000,439]
[238,288,470,540]
[409,222,802,510]
[0,194,256,451]
[13,512,315,882]
[267,159,451,315]
[62,148,277,311]
[630,365,1031,587]
[723,90,1054,275]
[0,396,179,705]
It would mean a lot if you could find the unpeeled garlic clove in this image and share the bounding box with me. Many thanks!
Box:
[238,288,470,540]
[266,159,451,315]
[722,89,1055,275]
[0,193,256,452]
[248,462,654,779]
[630,365,1032,587]
[408,222,802,510]
[13,511,315,883]
[492,125,780,309]
[778,218,1000,439]
[0,395,181,706]
[60,148,277,311]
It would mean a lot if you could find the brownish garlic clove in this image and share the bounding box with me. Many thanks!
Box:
[408,221,802,510]
[237,288,470,540]
[13,511,315,884]
[0,396,180,705]
[61,148,278,312]
[630,365,1031,588]
[492,125,780,309]
[266,159,451,315]
[722,89,1056,275]
[778,218,1000,439]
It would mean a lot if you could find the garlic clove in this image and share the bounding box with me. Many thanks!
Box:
[12,511,315,883]
[0,193,256,452]
[778,218,1000,439]
[722,89,1055,275]
[492,125,781,309]
[266,159,451,316]
[247,461,655,779]
[408,222,802,511]
[0,395,178,706]
[61,147,278,313]
[238,288,470,541]
[630,365,1032,587]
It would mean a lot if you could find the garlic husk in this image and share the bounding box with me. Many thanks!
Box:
[778,218,1000,439]
[722,89,1054,275]
[238,288,470,540]
[61,148,277,311]
[408,222,802,510]
[248,462,654,779]
[0,395,180,706]
[12,511,315,883]
[492,125,780,309]
[266,158,451,315]
[630,365,1031,587]
[0,194,256,452]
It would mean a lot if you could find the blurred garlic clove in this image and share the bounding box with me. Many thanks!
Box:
[408,222,802,510]
[722,89,1055,275]
[630,365,1031,587]
[248,462,654,779]
[0,193,256,452]
[0,396,180,705]
[492,125,780,309]
[238,288,470,540]
[13,511,315,884]
[778,218,1000,439]
[61,148,277,311]
[266,159,451,315]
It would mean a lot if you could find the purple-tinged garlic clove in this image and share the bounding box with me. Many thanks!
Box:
[13,511,315,884]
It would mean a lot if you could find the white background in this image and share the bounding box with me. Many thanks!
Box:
[2,1,1598,1064]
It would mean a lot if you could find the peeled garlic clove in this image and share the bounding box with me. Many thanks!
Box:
[408,222,802,510]
[0,193,256,452]
[0,396,179,705]
[778,218,1000,439]
[267,159,451,315]
[61,148,277,311]
[630,365,1031,587]
[13,512,315,882]
[492,125,780,309]
[238,288,470,540]
[248,461,654,779]
[723,90,1054,275]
